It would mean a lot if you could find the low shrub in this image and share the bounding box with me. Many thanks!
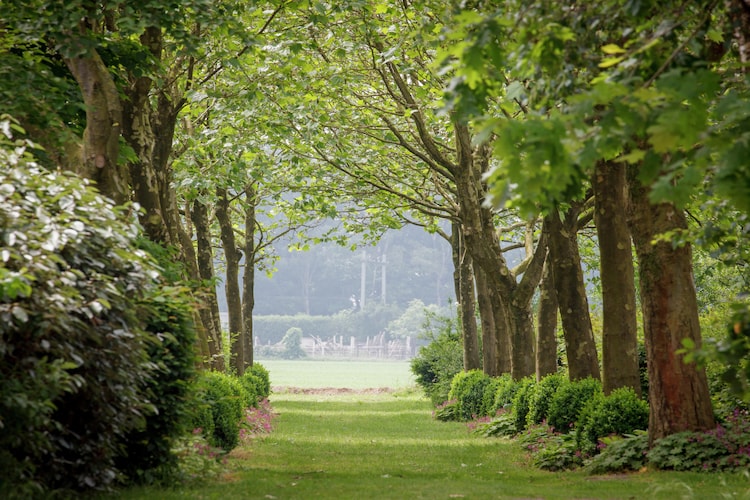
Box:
[576,387,649,454]
[448,369,492,420]
[248,363,271,399]
[547,377,602,433]
[116,284,198,486]
[410,328,463,405]
[239,372,262,408]
[527,373,566,426]
[491,374,520,414]
[585,432,649,474]
[192,371,247,451]
[473,410,517,438]
[433,399,460,422]
[647,409,750,472]
[481,377,504,417]
[511,377,537,432]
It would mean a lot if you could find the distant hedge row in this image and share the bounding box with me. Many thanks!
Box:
[253,305,402,345]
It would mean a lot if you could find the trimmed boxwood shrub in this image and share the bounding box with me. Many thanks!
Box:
[481,377,504,417]
[448,369,492,421]
[492,373,520,414]
[575,387,649,454]
[239,372,262,408]
[547,377,603,433]
[526,373,566,426]
[511,376,537,432]
[248,363,271,399]
[192,371,248,451]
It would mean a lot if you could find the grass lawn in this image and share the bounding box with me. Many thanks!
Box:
[255,358,416,389]
[117,391,750,500]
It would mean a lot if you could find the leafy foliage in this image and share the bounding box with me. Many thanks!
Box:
[526,373,566,426]
[116,284,198,485]
[448,369,492,421]
[584,432,649,474]
[647,410,750,472]
[491,374,522,414]
[191,371,247,452]
[546,378,603,433]
[575,387,649,455]
[510,377,538,432]
[410,325,463,406]
[0,124,188,494]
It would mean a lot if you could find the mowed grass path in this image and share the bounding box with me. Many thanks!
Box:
[119,361,750,499]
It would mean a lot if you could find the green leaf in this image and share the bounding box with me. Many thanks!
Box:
[601,43,626,54]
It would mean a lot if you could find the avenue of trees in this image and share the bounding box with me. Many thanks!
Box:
[2,0,749,467]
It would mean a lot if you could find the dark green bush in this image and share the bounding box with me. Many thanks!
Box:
[239,372,262,408]
[547,377,603,433]
[410,328,463,405]
[491,374,520,414]
[248,363,271,399]
[0,131,182,495]
[527,373,566,426]
[575,387,649,454]
[448,369,492,420]
[481,377,504,417]
[116,284,198,485]
[511,376,537,432]
[192,371,247,451]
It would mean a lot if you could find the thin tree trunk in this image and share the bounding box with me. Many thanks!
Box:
[242,184,257,368]
[216,188,244,375]
[451,225,481,371]
[191,197,225,371]
[628,169,715,445]
[595,161,640,395]
[546,209,601,381]
[536,260,558,379]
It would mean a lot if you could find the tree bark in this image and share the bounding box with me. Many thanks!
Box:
[594,161,641,395]
[191,197,225,371]
[546,209,601,381]
[64,48,130,205]
[216,188,244,375]
[628,169,715,445]
[451,224,481,370]
[536,259,558,379]
[242,184,257,368]
[121,26,172,245]
[474,266,501,374]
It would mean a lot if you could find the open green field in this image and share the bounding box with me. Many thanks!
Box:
[256,358,416,389]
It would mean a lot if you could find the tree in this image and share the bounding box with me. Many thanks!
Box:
[440,0,737,442]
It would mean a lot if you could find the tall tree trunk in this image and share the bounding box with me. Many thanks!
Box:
[451,224,481,370]
[628,169,715,445]
[216,188,244,375]
[242,184,257,368]
[536,259,558,379]
[64,48,129,205]
[473,266,498,374]
[546,209,601,381]
[191,197,225,371]
[121,27,171,245]
[595,161,641,395]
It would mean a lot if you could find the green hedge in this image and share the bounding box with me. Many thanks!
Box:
[547,377,603,433]
[448,370,492,421]
[192,372,248,451]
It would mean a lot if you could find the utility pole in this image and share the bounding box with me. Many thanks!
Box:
[360,250,367,310]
